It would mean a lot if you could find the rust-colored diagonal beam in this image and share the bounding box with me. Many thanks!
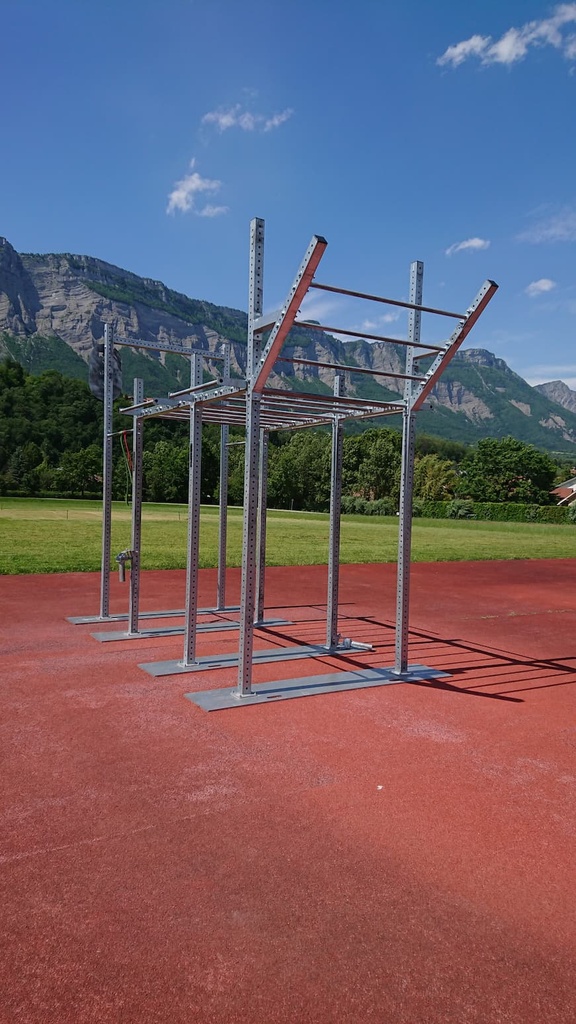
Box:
[411,280,498,412]
[252,235,328,393]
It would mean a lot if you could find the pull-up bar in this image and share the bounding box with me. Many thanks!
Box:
[293,320,444,352]
[276,356,426,383]
[169,378,223,398]
[310,281,467,319]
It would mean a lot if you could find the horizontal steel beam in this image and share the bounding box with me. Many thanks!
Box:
[111,337,226,357]
[169,378,222,398]
[294,320,443,351]
[253,309,282,333]
[310,282,466,319]
[276,356,425,383]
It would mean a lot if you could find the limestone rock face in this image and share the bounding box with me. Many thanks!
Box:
[534,380,576,415]
[431,380,493,422]
[1,247,247,373]
[457,348,510,372]
[0,238,41,334]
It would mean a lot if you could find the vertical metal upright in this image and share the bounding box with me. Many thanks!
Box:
[99,323,114,619]
[237,218,265,697]
[216,344,230,611]
[255,428,269,624]
[128,378,144,636]
[181,353,203,666]
[326,374,344,650]
[394,261,423,674]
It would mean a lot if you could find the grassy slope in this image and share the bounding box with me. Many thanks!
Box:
[0,498,573,574]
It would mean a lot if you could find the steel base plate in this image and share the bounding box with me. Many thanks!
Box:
[186,664,449,710]
[67,605,240,625]
[92,617,289,643]
[140,642,335,677]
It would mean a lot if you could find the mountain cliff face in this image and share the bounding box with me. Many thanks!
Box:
[1,237,576,451]
[534,379,576,415]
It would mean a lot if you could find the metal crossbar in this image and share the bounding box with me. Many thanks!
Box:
[276,356,425,383]
[310,281,466,319]
[293,320,444,351]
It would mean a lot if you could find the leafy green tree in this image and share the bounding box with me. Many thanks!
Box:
[354,429,402,502]
[413,454,457,500]
[267,430,331,511]
[458,436,556,504]
[58,444,102,496]
[143,440,189,503]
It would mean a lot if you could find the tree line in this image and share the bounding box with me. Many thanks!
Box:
[0,359,569,508]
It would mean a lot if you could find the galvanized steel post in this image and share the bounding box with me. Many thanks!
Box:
[326,374,344,650]
[236,219,265,696]
[127,378,144,635]
[182,353,203,666]
[216,344,230,611]
[395,261,423,674]
[99,323,114,619]
[255,428,269,624]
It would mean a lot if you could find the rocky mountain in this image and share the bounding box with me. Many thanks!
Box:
[534,379,576,415]
[1,237,576,452]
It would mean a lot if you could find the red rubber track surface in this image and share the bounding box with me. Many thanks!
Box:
[1,560,575,1023]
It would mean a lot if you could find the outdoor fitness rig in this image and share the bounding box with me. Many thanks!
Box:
[120,218,497,710]
[68,329,288,640]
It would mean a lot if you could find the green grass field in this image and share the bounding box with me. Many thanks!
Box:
[0,497,574,574]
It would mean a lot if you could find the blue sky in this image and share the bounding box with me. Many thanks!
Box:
[2,0,576,386]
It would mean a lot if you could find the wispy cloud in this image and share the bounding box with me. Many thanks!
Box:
[525,278,557,297]
[437,4,576,68]
[524,362,576,388]
[361,313,400,330]
[202,104,293,133]
[518,205,576,243]
[445,237,490,256]
[298,294,345,323]
[197,204,229,218]
[166,159,228,217]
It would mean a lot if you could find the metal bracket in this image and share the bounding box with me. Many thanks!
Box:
[115,549,136,583]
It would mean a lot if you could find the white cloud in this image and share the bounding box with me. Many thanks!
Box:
[166,159,227,216]
[298,294,345,323]
[524,363,576,388]
[197,203,228,218]
[361,313,400,329]
[263,109,293,131]
[202,104,293,133]
[437,3,576,68]
[518,206,576,243]
[525,278,557,297]
[437,34,491,67]
[445,237,490,256]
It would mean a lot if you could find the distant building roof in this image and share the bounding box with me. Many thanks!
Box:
[552,477,576,505]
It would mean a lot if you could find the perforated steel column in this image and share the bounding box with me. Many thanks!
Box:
[326,374,344,649]
[395,262,423,674]
[182,354,203,666]
[255,428,269,624]
[128,378,144,635]
[99,323,114,618]
[236,220,265,696]
[248,218,264,372]
[237,393,261,695]
[216,345,230,611]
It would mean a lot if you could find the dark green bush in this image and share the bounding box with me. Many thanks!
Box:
[446,499,475,519]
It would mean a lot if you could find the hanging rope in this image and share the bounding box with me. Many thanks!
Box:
[120,430,133,503]
[121,430,133,475]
